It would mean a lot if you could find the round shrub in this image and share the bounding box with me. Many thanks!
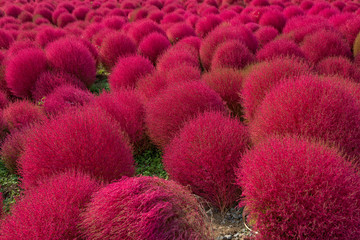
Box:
[0,171,101,239]
[202,68,244,116]
[92,90,145,145]
[165,64,201,84]
[166,23,196,43]
[35,26,66,48]
[5,48,48,98]
[211,40,255,70]
[301,29,352,64]
[163,112,250,212]
[99,32,137,71]
[7,39,37,58]
[57,13,76,28]
[256,38,305,61]
[145,81,226,148]
[258,10,286,32]
[43,85,94,116]
[241,56,311,122]
[254,26,278,47]
[3,100,46,131]
[102,16,125,30]
[237,136,360,240]
[338,16,360,48]
[46,38,96,87]
[0,29,14,49]
[283,6,304,19]
[250,75,360,158]
[316,56,360,82]
[18,106,135,189]
[109,55,155,90]
[195,14,222,38]
[32,70,86,101]
[128,19,166,45]
[135,72,168,103]
[156,47,200,73]
[80,176,212,240]
[138,32,171,64]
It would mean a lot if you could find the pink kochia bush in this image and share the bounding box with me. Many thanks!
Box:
[3,100,46,131]
[46,38,96,87]
[145,81,226,148]
[211,40,255,70]
[0,171,101,239]
[5,48,48,98]
[80,176,212,240]
[43,85,94,115]
[237,136,360,239]
[256,38,305,61]
[92,90,145,145]
[163,112,250,212]
[241,56,311,123]
[138,32,171,64]
[18,106,135,189]
[109,55,155,90]
[250,75,360,159]
[316,56,360,82]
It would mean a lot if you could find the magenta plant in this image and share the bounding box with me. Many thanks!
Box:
[0,171,101,239]
[195,14,222,38]
[7,39,37,58]
[35,26,66,48]
[236,135,360,240]
[250,75,360,158]
[18,106,135,189]
[73,6,90,20]
[258,10,286,32]
[156,47,200,73]
[128,19,166,45]
[282,6,304,19]
[5,48,48,98]
[109,55,154,90]
[163,111,250,212]
[256,38,305,61]
[0,29,14,49]
[166,22,196,43]
[316,56,360,82]
[138,32,171,64]
[80,176,212,240]
[254,26,278,47]
[145,81,226,148]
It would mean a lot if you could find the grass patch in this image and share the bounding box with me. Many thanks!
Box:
[0,160,21,213]
[135,146,168,179]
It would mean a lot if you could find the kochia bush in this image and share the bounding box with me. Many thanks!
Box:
[163,112,250,212]
[80,176,212,240]
[316,56,360,82]
[236,136,360,240]
[138,32,171,64]
[18,106,135,189]
[256,38,305,61]
[0,171,101,239]
[145,81,226,148]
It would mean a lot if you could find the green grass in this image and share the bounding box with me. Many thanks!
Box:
[0,160,21,213]
[135,146,168,179]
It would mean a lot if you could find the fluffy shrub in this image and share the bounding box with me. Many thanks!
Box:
[338,16,360,47]
[145,81,226,148]
[109,55,155,90]
[7,40,37,58]
[3,100,46,131]
[163,112,250,212]
[211,40,255,70]
[166,23,196,43]
[35,26,66,48]
[135,72,168,103]
[0,91,8,109]
[43,85,94,116]
[102,16,125,30]
[200,24,258,70]
[0,127,29,174]
[138,32,171,64]
[165,64,201,84]
[237,136,360,240]
[5,48,48,98]
[316,56,360,82]
[250,75,360,158]
[283,6,304,19]
[0,171,101,239]
[258,10,286,32]
[254,26,278,47]
[80,176,212,240]
[0,29,14,49]
[301,29,351,64]
[195,14,222,38]
[57,13,76,28]
[73,6,90,20]
[99,32,137,71]
[46,38,96,87]
[202,68,244,116]
[156,47,200,73]
[128,19,166,45]
[92,90,145,145]
[32,70,86,101]
[18,106,135,189]
[5,5,22,18]
[256,38,305,61]
[241,56,311,122]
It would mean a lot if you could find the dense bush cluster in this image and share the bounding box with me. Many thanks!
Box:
[0,0,359,239]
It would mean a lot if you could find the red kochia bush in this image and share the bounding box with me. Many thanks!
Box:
[138,32,171,64]
[316,56,360,82]
[211,40,255,70]
[254,26,278,47]
[109,55,155,90]
[256,38,305,61]
[46,38,96,87]
[3,100,46,131]
[0,30,13,49]
[241,56,311,123]
[35,26,66,48]
[250,75,360,158]
[145,81,226,148]
[80,176,212,240]
[195,14,222,38]
[99,32,137,71]
[163,112,250,212]
[32,70,86,101]
[258,10,286,32]
[18,106,135,189]
[166,23,196,43]
[237,136,360,240]
[128,19,166,45]
[5,48,48,98]
[43,85,94,115]
[301,29,352,64]
[0,171,101,239]
[92,90,145,145]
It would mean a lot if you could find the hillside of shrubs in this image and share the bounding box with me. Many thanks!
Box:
[0,0,359,239]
